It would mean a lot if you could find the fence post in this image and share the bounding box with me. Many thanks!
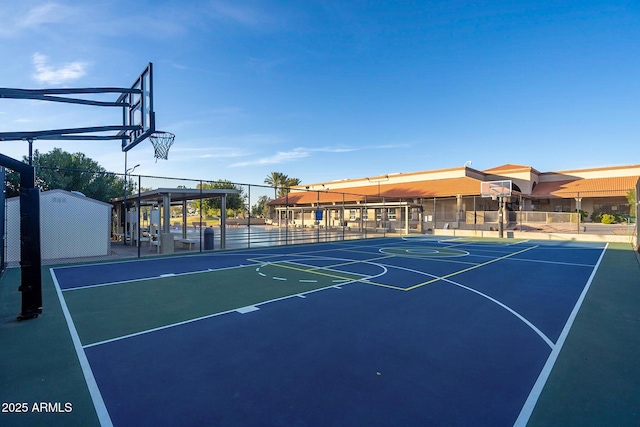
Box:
[247,184,251,249]
[137,175,141,258]
[364,195,367,238]
[473,196,476,232]
[382,197,386,237]
[498,196,504,238]
[342,192,345,241]
[519,195,522,232]
[576,192,582,234]
[316,190,320,243]
[199,181,203,252]
[433,197,437,232]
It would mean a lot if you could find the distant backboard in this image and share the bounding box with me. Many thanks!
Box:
[480,180,512,198]
[119,63,155,152]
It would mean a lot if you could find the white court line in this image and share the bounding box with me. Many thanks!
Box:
[61,263,260,292]
[84,259,390,349]
[50,269,113,427]
[507,240,530,246]
[84,284,349,349]
[443,276,553,348]
[468,253,596,268]
[359,258,554,346]
[513,243,608,426]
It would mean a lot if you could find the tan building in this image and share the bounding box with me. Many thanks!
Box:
[268,163,640,237]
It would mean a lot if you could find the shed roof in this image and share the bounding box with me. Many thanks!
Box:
[8,189,112,207]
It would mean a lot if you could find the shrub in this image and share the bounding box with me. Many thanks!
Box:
[590,212,603,223]
[601,214,616,224]
[575,209,588,220]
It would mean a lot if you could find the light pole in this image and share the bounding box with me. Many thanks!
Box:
[123,164,139,245]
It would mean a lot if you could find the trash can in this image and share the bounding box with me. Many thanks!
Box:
[204,226,214,250]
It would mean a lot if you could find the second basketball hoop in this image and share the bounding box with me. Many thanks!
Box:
[149,131,175,162]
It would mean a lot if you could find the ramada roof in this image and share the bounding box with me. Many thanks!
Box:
[270,177,483,205]
[532,176,638,198]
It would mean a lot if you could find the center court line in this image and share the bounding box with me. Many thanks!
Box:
[514,243,608,426]
[404,245,539,290]
[454,252,597,268]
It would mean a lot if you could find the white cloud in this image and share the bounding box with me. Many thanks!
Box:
[229,143,368,167]
[228,144,364,167]
[0,3,73,37]
[230,148,310,167]
[172,146,247,159]
[307,146,358,153]
[209,2,271,27]
[32,53,88,85]
[20,3,70,28]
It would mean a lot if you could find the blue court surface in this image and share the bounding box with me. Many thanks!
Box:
[50,236,606,426]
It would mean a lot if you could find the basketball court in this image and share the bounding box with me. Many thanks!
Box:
[4,235,639,426]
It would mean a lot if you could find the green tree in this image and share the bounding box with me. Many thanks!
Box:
[251,195,272,217]
[626,189,636,206]
[6,148,126,202]
[193,180,246,218]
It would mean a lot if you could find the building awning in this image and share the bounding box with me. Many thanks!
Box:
[531,176,638,198]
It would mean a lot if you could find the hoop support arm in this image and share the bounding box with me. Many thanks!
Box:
[0,125,142,142]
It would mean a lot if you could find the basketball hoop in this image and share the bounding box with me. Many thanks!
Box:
[149,131,175,162]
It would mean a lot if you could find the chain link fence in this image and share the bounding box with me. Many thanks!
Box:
[3,167,638,266]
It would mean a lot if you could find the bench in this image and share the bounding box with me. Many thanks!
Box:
[177,239,198,250]
[192,221,207,230]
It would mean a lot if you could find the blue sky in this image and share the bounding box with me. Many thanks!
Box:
[1,1,639,188]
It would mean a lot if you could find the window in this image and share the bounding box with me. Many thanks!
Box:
[387,208,396,220]
[594,203,630,215]
[377,208,396,220]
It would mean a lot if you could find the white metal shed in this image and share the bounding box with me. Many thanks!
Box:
[6,189,111,262]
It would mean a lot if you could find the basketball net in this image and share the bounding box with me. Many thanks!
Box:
[149,131,175,162]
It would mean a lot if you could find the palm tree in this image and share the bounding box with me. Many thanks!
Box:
[264,172,287,198]
[282,177,301,197]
